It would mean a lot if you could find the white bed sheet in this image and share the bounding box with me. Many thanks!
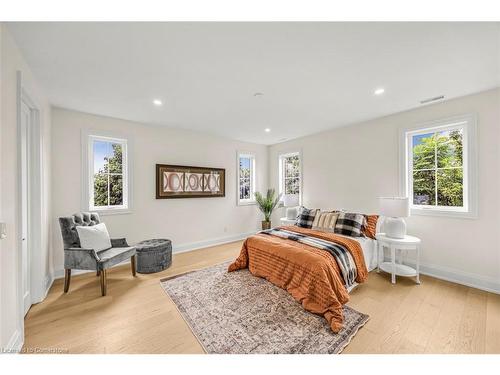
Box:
[353,236,378,272]
[335,234,378,293]
[337,234,378,272]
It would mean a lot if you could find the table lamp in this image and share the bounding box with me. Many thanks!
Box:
[378,197,409,239]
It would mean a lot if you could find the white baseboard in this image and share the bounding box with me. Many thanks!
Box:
[403,259,500,294]
[4,329,23,354]
[52,231,253,280]
[172,231,254,254]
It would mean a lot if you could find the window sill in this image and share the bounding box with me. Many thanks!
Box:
[89,208,132,216]
[410,207,477,219]
[237,200,256,206]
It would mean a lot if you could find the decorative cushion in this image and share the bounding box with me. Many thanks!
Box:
[295,207,319,228]
[76,223,112,251]
[334,212,366,237]
[361,215,379,239]
[311,211,340,232]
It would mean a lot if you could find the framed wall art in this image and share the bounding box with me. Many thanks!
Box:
[156,164,226,199]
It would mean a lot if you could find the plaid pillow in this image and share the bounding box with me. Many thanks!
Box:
[295,207,319,228]
[334,212,366,237]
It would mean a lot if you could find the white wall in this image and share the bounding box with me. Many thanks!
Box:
[51,108,268,274]
[0,24,52,352]
[270,88,500,293]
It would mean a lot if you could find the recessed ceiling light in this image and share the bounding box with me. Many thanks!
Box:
[264,128,271,133]
[374,88,385,95]
[153,99,163,106]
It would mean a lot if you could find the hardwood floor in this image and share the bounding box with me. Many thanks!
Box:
[23,240,500,354]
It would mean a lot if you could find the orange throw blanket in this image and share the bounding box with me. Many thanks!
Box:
[228,226,368,332]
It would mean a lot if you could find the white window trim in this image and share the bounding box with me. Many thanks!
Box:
[278,151,302,205]
[82,129,133,215]
[399,114,478,219]
[237,151,256,206]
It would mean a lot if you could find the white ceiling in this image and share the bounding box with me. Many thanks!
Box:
[7,22,500,145]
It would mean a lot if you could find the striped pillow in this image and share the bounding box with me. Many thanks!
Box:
[312,211,340,232]
[361,215,379,239]
[334,212,366,237]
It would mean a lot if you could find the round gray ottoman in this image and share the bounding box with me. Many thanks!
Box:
[135,239,172,274]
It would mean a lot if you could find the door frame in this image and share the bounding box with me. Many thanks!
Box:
[16,71,44,323]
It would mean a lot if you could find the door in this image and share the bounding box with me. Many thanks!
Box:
[20,100,31,316]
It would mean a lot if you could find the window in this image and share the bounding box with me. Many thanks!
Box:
[237,153,256,205]
[279,152,301,201]
[86,134,130,213]
[401,115,477,218]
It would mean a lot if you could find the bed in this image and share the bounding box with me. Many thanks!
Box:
[228,225,374,333]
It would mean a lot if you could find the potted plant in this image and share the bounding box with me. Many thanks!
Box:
[255,189,282,230]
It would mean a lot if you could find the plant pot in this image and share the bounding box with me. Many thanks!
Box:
[261,221,271,230]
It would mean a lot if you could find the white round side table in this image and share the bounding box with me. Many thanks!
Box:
[375,233,421,285]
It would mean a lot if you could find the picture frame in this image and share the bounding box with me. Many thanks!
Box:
[156,164,226,199]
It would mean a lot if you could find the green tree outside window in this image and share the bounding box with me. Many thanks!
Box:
[412,129,463,207]
[239,157,252,200]
[283,155,300,195]
[94,142,124,207]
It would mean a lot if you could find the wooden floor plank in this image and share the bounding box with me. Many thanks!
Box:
[423,281,468,353]
[455,288,487,353]
[486,293,500,354]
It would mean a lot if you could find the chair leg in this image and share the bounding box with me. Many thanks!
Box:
[96,270,101,277]
[131,255,136,277]
[63,269,71,293]
[100,269,107,296]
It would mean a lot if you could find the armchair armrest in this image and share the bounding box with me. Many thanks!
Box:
[111,238,129,248]
[64,247,101,271]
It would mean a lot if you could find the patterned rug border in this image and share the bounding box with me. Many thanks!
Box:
[160,282,209,354]
[159,260,231,283]
[335,309,369,354]
[159,261,370,354]
[159,261,235,354]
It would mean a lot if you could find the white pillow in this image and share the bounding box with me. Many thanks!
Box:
[76,223,112,251]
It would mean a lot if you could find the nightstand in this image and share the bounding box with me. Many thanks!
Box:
[280,217,296,226]
[375,233,421,285]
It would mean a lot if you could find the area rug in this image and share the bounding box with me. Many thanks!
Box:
[160,261,369,354]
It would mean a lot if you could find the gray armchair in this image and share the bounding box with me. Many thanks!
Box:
[58,212,136,296]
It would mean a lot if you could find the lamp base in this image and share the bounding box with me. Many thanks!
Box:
[384,217,407,239]
[286,207,299,220]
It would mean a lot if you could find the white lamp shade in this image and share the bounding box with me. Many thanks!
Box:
[378,197,409,218]
[283,194,299,207]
